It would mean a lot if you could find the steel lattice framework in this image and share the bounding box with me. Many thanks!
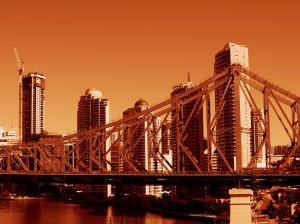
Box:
[1,64,300,175]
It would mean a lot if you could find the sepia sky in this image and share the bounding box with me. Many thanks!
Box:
[0,0,300,145]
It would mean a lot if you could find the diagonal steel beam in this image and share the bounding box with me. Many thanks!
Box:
[247,138,266,168]
[178,142,202,173]
[210,75,233,128]
[240,76,293,106]
[210,137,234,172]
[232,64,299,102]
[279,145,299,169]
[240,78,266,131]
[182,94,205,135]
[269,88,295,136]
[269,98,293,141]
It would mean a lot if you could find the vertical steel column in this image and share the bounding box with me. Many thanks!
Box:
[233,72,242,172]
[199,94,205,171]
[147,116,151,173]
[89,133,93,171]
[206,93,211,172]
[74,143,78,170]
[292,104,296,144]
[296,102,300,151]
[117,130,121,172]
[263,88,271,167]
[176,103,181,172]
[7,148,11,172]
[33,145,37,172]
[59,141,65,173]
[179,102,184,172]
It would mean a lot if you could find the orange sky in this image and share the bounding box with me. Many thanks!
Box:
[0,0,300,145]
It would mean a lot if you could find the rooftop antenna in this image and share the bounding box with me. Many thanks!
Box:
[13,45,24,142]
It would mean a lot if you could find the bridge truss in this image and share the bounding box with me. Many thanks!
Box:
[1,64,300,175]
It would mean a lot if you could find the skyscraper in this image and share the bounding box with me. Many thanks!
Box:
[77,88,110,170]
[123,99,159,173]
[251,109,266,168]
[22,72,46,143]
[214,43,251,170]
[171,78,205,172]
[77,88,111,196]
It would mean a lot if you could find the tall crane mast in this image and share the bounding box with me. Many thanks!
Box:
[13,47,24,142]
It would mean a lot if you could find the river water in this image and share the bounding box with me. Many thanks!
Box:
[0,200,205,224]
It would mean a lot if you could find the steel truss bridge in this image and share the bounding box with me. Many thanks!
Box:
[1,64,300,185]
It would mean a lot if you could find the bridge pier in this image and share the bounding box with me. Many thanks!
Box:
[229,188,253,224]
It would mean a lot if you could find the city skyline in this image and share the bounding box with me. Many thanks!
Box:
[1,1,300,223]
[1,0,300,147]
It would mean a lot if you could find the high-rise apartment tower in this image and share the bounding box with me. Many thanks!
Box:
[77,88,110,170]
[171,77,205,171]
[77,88,111,196]
[214,43,251,170]
[22,73,46,143]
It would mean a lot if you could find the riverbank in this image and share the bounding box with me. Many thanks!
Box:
[0,195,46,200]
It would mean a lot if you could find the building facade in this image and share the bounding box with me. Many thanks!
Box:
[22,73,46,143]
[214,43,251,170]
[0,127,18,146]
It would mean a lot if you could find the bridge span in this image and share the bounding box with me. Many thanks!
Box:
[1,170,300,187]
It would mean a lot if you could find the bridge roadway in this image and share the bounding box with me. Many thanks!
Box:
[1,170,300,186]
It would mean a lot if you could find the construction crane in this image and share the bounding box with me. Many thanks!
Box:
[13,46,24,143]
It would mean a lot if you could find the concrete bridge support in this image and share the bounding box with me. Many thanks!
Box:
[229,188,253,224]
